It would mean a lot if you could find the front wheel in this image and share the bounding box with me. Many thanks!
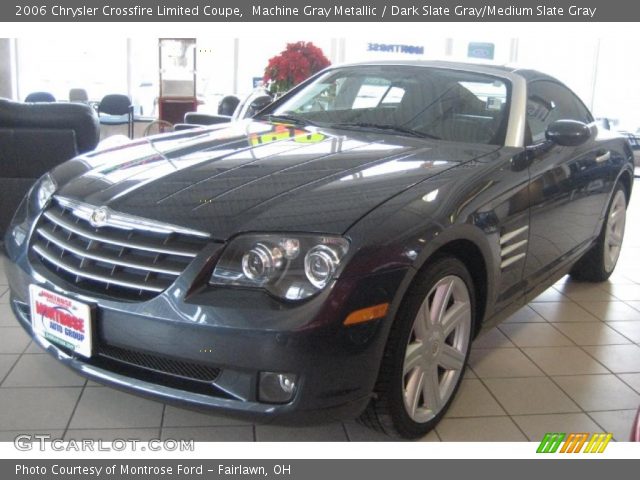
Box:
[570,182,627,282]
[360,257,474,439]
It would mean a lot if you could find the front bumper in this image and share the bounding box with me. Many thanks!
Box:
[12,301,370,422]
[5,229,406,424]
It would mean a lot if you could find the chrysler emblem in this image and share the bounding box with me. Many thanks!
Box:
[89,207,109,228]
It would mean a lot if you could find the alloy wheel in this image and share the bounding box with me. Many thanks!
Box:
[402,275,472,423]
[604,189,626,273]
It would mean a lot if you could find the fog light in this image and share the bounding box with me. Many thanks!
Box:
[259,372,298,404]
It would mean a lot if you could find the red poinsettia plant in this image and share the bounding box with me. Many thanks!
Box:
[263,41,331,95]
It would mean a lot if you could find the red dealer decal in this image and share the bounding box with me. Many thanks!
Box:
[34,302,85,333]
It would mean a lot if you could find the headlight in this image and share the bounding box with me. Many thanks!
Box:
[304,245,341,288]
[33,173,57,210]
[210,234,349,300]
[242,243,284,282]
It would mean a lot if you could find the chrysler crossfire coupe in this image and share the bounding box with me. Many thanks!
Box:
[4,61,635,438]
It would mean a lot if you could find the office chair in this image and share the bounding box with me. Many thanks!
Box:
[69,88,89,103]
[25,92,56,103]
[218,95,241,116]
[97,94,134,138]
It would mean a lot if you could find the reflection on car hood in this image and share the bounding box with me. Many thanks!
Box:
[56,120,499,239]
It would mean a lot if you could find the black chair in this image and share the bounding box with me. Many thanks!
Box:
[0,98,100,236]
[244,95,272,118]
[97,94,134,138]
[174,92,274,131]
[183,112,233,126]
[218,95,240,116]
[24,91,56,103]
[69,88,89,103]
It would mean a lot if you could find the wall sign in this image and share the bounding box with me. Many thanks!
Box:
[367,43,425,55]
[468,42,495,59]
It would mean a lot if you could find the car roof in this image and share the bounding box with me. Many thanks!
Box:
[334,60,560,83]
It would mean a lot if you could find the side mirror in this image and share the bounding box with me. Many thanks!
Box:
[545,119,591,147]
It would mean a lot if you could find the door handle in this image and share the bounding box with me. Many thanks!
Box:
[595,150,611,163]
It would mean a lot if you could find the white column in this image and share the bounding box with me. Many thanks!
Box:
[509,38,519,63]
[330,38,338,64]
[233,38,239,94]
[0,38,14,99]
[126,38,133,99]
[444,38,454,57]
[589,39,601,112]
[338,38,346,63]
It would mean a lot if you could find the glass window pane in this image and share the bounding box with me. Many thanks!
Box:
[273,65,511,145]
[17,38,127,102]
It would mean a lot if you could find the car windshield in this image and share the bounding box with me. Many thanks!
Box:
[265,65,511,146]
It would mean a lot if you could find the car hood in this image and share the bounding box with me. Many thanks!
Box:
[55,120,499,240]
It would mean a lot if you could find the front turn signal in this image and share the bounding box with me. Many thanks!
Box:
[344,303,390,326]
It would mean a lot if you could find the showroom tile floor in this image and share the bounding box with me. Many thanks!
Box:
[1,179,639,442]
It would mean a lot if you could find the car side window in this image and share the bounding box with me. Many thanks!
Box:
[526,81,593,145]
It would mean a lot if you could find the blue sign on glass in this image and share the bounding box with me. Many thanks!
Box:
[468,42,495,60]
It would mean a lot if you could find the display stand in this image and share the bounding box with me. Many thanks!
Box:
[145,38,198,135]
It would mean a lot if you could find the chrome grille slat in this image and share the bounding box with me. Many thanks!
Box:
[43,209,198,258]
[30,198,209,301]
[36,226,183,276]
[33,244,166,293]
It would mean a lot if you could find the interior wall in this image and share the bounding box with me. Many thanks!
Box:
[4,35,640,130]
[516,37,600,114]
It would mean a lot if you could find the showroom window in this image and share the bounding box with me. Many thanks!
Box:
[16,38,159,115]
[17,38,128,102]
[526,80,593,145]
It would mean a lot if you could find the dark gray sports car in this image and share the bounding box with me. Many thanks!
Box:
[4,61,635,438]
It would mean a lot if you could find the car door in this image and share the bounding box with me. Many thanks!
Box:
[523,80,610,290]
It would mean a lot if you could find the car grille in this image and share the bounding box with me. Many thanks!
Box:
[30,197,209,301]
[97,344,221,383]
[15,302,228,397]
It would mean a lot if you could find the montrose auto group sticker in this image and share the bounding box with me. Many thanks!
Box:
[31,287,91,357]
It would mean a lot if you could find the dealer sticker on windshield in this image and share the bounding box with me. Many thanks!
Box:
[29,285,93,358]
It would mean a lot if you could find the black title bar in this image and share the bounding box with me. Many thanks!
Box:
[3,0,640,22]
[4,459,640,480]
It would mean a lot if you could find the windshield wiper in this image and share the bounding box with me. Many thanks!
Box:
[261,113,316,126]
[331,122,440,140]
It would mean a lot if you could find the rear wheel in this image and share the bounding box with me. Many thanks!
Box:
[360,257,474,439]
[570,182,627,282]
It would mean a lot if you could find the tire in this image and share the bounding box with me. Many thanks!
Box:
[359,257,475,439]
[570,182,627,282]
